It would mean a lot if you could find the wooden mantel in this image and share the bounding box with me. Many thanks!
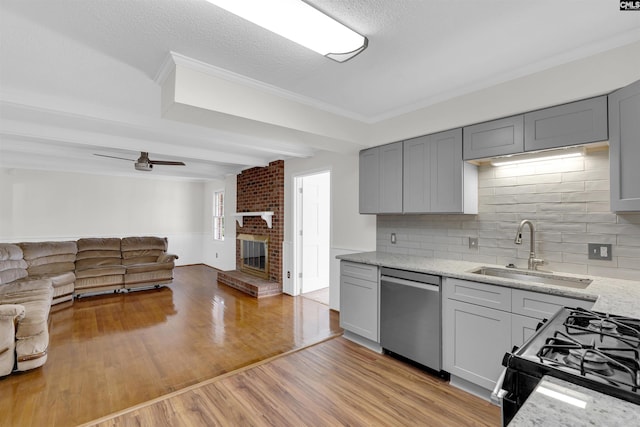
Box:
[233,212,274,229]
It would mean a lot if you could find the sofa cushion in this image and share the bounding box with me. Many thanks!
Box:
[121,236,167,252]
[0,269,28,285]
[0,244,24,261]
[0,259,27,272]
[0,278,52,303]
[27,262,76,276]
[125,261,174,275]
[75,265,126,279]
[77,238,121,252]
[18,241,77,260]
[122,249,164,260]
[75,250,121,260]
[25,254,76,267]
[75,257,121,271]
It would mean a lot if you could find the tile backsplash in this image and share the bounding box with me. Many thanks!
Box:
[377,148,640,281]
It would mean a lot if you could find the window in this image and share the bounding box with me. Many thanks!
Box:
[213,191,225,241]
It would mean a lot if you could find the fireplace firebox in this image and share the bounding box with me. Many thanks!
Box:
[237,234,269,279]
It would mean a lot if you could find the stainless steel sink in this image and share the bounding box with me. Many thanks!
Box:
[469,267,592,289]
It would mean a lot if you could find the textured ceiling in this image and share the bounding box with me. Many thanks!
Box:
[1,0,640,179]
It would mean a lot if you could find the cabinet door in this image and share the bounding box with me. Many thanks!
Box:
[403,135,431,213]
[511,313,542,349]
[359,147,379,214]
[443,299,511,390]
[340,274,378,342]
[524,96,608,151]
[378,142,403,213]
[463,115,524,160]
[431,128,463,213]
[609,79,640,212]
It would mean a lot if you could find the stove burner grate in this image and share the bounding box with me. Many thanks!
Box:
[536,331,640,391]
[562,308,640,348]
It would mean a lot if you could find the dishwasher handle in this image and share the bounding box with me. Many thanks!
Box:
[380,275,440,292]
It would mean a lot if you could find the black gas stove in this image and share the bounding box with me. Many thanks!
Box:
[499,307,640,425]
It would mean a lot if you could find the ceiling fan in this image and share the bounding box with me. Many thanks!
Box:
[94,151,186,171]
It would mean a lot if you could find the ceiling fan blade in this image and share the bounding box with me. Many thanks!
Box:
[94,153,135,162]
[149,160,186,166]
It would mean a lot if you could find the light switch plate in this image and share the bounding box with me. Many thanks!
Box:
[391,233,396,244]
[588,243,612,260]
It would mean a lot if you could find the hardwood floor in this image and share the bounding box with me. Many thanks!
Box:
[0,265,341,427]
[85,337,500,427]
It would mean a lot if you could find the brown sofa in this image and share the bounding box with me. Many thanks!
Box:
[75,236,178,295]
[0,237,178,376]
[0,244,53,374]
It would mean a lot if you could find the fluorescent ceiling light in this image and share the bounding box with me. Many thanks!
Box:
[490,147,585,167]
[206,0,368,62]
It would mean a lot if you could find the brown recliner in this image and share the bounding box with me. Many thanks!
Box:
[121,236,178,291]
[0,244,53,374]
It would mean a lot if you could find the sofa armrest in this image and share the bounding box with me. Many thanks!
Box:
[0,304,25,321]
[157,253,179,263]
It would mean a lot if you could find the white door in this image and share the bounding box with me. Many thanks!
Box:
[295,171,330,294]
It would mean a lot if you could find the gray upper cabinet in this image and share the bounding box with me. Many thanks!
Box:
[403,135,431,213]
[609,79,640,212]
[404,129,477,214]
[359,148,379,214]
[524,96,608,151]
[378,142,403,213]
[359,142,403,214]
[463,115,524,160]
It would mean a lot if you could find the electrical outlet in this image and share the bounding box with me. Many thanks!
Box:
[391,233,396,244]
[469,237,478,249]
[588,243,612,261]
[215,252,218,258]
[287,271,291,279]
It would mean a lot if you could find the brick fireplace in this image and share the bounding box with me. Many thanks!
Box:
[218,160,284,297]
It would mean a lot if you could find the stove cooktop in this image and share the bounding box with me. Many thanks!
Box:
[509,307,640,403]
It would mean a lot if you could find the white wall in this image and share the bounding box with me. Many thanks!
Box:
[0,168,205,265]
[285,150,376,310]
[201,174,237,270]
[368,41,640,146]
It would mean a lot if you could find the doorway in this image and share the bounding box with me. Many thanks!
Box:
[294,170,330,305]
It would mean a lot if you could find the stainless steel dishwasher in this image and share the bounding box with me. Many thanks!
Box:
[380,267,447,378]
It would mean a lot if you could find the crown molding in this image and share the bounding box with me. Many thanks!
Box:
[156,51,371,123]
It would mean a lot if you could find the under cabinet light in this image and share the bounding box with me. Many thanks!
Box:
[206,0,368,62]
[490,147,585,167]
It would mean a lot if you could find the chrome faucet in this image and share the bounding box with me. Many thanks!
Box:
[514,220,544,270]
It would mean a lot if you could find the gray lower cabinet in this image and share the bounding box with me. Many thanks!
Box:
[463,115,524,160]
[359,142,403,214]
[443,298,511,390]
[442,277,594,391]
[524,96,608,151]
[609,79,640,212]
[404,128,478,214]
[339,261,379,341]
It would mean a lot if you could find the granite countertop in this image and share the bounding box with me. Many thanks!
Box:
[508,376,639,427]
[336,251,640,318]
